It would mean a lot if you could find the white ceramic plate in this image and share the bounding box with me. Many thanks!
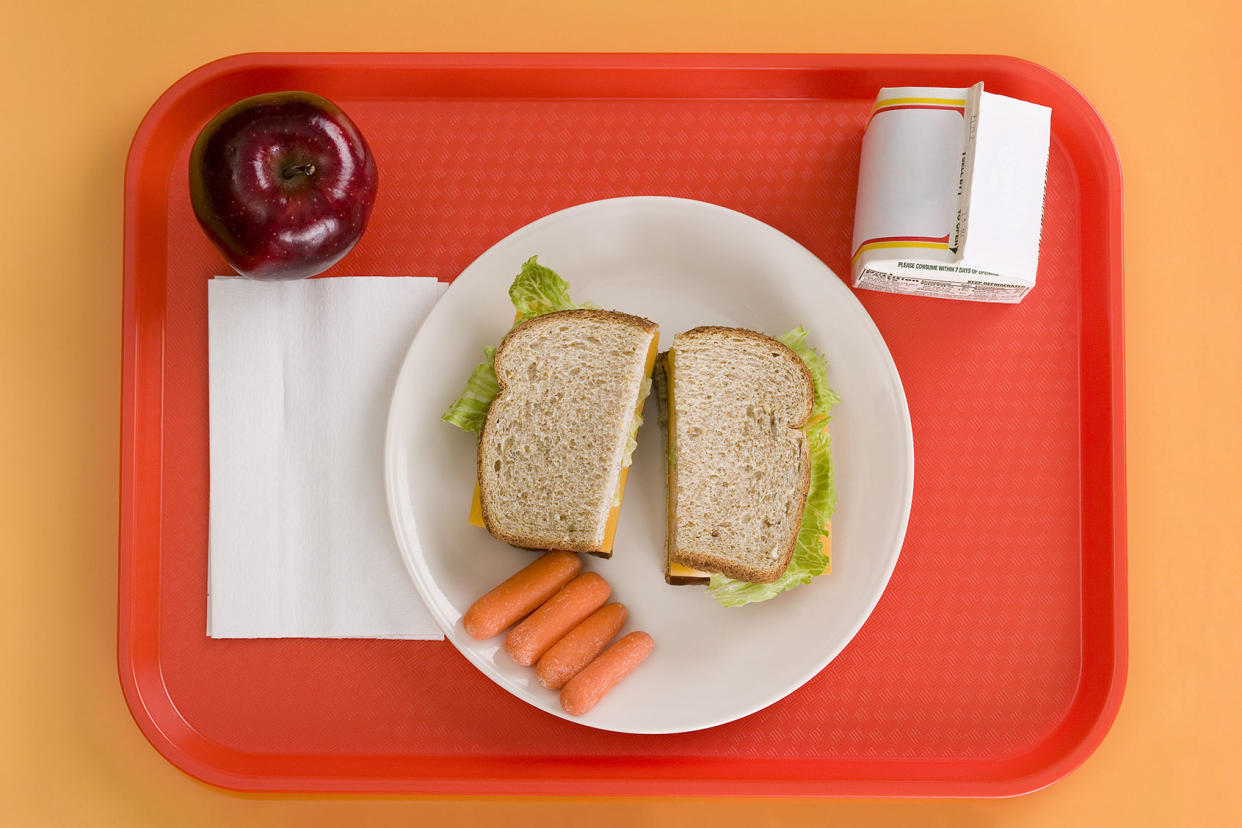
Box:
[385,197,913,734]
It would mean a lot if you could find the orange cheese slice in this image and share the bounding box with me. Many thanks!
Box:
[468,484,484,526]
[667,559,710,581]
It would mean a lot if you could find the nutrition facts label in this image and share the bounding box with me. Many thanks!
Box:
[856,267,1031,303]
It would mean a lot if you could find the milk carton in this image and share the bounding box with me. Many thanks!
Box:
[851,83,1051,303]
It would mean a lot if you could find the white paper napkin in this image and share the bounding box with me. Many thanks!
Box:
[207,276,448,639]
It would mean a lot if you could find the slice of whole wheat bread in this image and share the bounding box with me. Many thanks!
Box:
[478,309,657,555]
[666,326,813,583]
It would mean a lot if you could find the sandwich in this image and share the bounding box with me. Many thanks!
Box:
[656,325,838,606]
[443,257,658,557]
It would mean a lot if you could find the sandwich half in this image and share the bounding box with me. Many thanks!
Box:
[477,310,657,555]
[444,258,658,557]
[660,325,838,605]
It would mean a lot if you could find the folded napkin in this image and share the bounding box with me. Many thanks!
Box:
[207,276,448,639]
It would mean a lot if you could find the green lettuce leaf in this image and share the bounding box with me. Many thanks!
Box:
[707,327,839,607]
[442,257,588,432]
[509,255,595,324]
[440,347,498,433]
[778,325,841,420]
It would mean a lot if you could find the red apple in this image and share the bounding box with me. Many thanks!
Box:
[189,91,379,281]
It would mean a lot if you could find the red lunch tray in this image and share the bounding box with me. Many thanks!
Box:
[119,53,1125,796]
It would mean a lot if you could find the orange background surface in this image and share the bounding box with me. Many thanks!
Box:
[3,0,1239,825]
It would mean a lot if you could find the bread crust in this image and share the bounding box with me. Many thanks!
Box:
[666,326,814,583]
[653,353,711,584]
[477,309,657,553]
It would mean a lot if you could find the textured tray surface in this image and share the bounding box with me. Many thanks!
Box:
[120,54,1124,795]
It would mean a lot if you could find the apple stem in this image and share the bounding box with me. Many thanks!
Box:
[282,163,316,179]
